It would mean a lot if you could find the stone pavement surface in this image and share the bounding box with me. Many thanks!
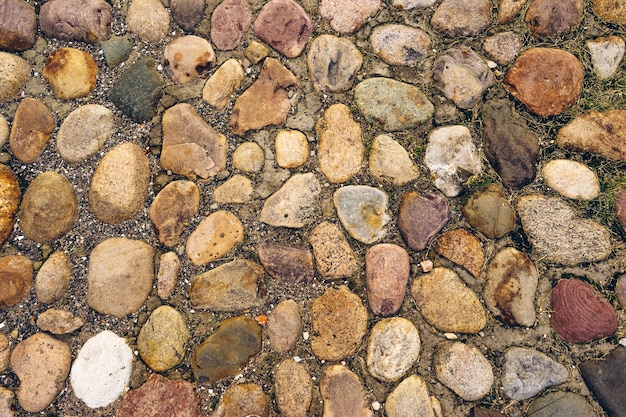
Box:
[1,0,626,415]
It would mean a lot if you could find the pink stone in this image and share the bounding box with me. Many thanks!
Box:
[210,0,251,51]
[253,0,313,58]
[366,243,410,316]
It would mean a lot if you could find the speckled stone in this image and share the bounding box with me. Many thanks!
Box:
[0,387,14,417]
[211,383,270,417]
[157,252,179,300]
[275,359,313,417]
[386,375,439,417]
[501,347,569,400]
[258,242,314,284]
[483,31,523,65]
[0,333,9,372]
[138,305,190,372]
[434,229,484,278]
[308,34,363,93]
[0,52,30,102]
[366,317,420,382]
[260,173,321,228]
[267,299,302,353]
[320,365,373,417]
[308,221,359,280]
[57,104,115,163]
[186,210,244,265]
[36,308,84,334]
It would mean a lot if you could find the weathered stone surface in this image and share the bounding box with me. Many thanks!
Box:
[11,333,70,412]
[354,77,434,131]
[0,333,8,372]
[20,171,77,243]
[528,391,597,417]
[211,0,251,51]
[87,238,154,318]
[229,58,298,135]
[502,347,568,400]
[334,185,390,244]
[433,46,494,109]
[43,47,98,100]
[316,104,364,182]
[0,0,36,51]
[498,0,527,23]
[411,267,487,333]
[311,286,368,361]
[35,251,71,304]
[517,194,612,265]
[40,0,111,43]
[245,40,270,64]
[9,97,55,163]
[482,98,539,189]
[398,191,449,251]
[192,316,262,383]
[0,115,7,147]
[433,341,493,401]
[587,36,625,80]
[579,346,626,417]
[254,0,312,58]
[462,185,516,239]
[126,0,170,41]
[275,129,309,168]
[202,58,244,110]
[36,308,84,334]
[0,164,20,246]
[70,330,133,409]
[0,52,30,102]
[57,104,115,163]
[260,173,321,228]
[150,180,200,247]
[308,221,359,279]
[550,278,618,343]
[89,142,150,224]
[543,159,600,200]
[109,56,164,123]
[213,174,254,203]
[369,134,419,186]
[157,251,179,300]
[308,34,363,93]
[366,244,410,316]
[232,141,264,173]
[425,125,482,197]
[367,317,420,382]
[483,31,523,65]
[431,0,491,37]
[557,109,626,161]
[370,24,431,66]
[189,260,265,311]
[504,48,583,117]
[391,0,435,8]
[163,36,215,84]
[484,247,538,326]
[212,383,270,417]
[138,305,189,372]
[275,359,312,417]
[434,229,484,278]
[100,35,133,67]
[0,387,12,417]
[0,255,32,308]
[116,374,200,417]
[186,210,243,265]
[267,299,302,353]
[161,103,227,180]
[320,365,373,417]
[386,375,438,417]
[525,0,583,37]
[171,0,204,31]
[258,242,314,284]
[319,0,381,33]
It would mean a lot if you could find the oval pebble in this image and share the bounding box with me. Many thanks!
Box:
[9,97,55,163]
[386,375,439,417]
[275,359,313,417]
[366,243,410,316]
[320,364,372,417]
[138,305,190,372]
[149,180,200,247]
[163,35,215,83]
[543,159,600,200]
[42,47,98,100]
[35,251,72,304]
[367,317,420,382]
[157,251,180,300]
[57,104,115,163]
[370,24,431,66]
[501,347,569,400]
[267,299,302,353]
[0,255,33,308]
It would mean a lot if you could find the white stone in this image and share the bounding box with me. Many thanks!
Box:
[275,129,309,168]
[587,36,625,80]
[543,159,600,200]
[70,331,133,409]
[367,317,420,382]
[391,0,435,9]
[386,375,437,417]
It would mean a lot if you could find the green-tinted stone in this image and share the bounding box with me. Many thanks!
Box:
[100,35,133,67]
[109,57,164,123]
[192,316,262,383]
[137,305,190,372]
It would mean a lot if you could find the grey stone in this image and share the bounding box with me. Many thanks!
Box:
[334,185,390,244]
[386,375,438,417]
[308,34,363,93]
[100,35,134,67]
[369,134,419,186]
[502,347,569,400]
[587,36,625,80]
[171,0,205,31]
[260,173,321,228]
[370,24,431,66]
[431,0,491,37]
[483,31,523,65]
[528,392,597,417]
[433,342,493,401]
[366,317,420,382]
[579,347,626,417]
[57,104,115,163]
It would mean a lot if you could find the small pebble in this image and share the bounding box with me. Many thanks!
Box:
[433,341,493,401]
[587,36,625,80]
[320,365,372,417]
[36,308,84,334]
[211,383,269,417]
[157,251,180,300]
[202,58,245,110]
[126,0,170,41]
[9,97,55,163]
[57,104,115,163]
[267,299,302,353]
[163,36,215,83]
[211,0,251,51]
[260,173,321,228]
[150,180,200,247]
[369,134,419,186]
[543,159,600,200]
[0,255,33,308]
[275,129,309,169]
[334,185,390,244]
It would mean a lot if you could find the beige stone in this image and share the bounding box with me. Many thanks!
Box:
[213,174,254,204]
[43,47,98,100]
[275,129,309,168]
[185,210,244,265]
[308,221,359,279]
[369,134,419,186]
[157,251,180,300]
[35,251,72,304]
[232,142,265,172]
[126,0,170,41]
[202,58,244,110]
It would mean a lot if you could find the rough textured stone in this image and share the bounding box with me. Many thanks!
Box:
[162,36,215,84]
[320,365,373,417]
[275,129,309,168]
[35,252,71,304]
[89,142,150,224]
[245,40,270,64]
[100,35,133,67]
[43,47,98,100]
[434,229,484,278]
[308,221,359,279]
[0,333,8,372]
[369,134,419,186]
[0,0,36,51]
[398,191,449,250]
[557,109,626,161]
[370,24,431,66]
[138,305,189,372]
[504,48,583,117]
[517,194,612,265]
[116,374,200,417]
[462,185,516,239]
[232,141,264,173]
[229,58,298,135]
[334,185,390,244]
[579,346,626,417]
[498,0,527,22]
[192,316,262,383]
[543,159,600,200]
[40,0,111,43]
[87,238,154,318]
[527,391,597,417]
[9,97,55,163]
[308,34,363,93]
[311,286,368,361]
[391,0,435,8]
[213,174,254,203]
[484,247,538,326]
[0,387,11,417]
[19,171,77,243]
[211,0,251,51]
[0,115,7,148]
[502,347,569,400]
[411,267,487,333]
[483,31,523,65]
[0,255,33,308]
[202,58,244,110]
[617,273,626,309]
[366,244,410,316]
[433,341,493,401]
[171,0,204,31]
[525,0,583,37]
[0,164,20,246]
[316,104,364,182]
[36,308,84,334]
[161,103,227,180]
[386,375,438,417]
[367,317,420,382]
[157,252,179,300]
[595,0,626,23]
[267,299,302,353]
[254,0,313,58]
[126,0,170,41]
[354,77,434,130]
[150,180,200,247]
[319,0,381,33]
[260,173,321,228]
[212,383,270,417]
[189,260,266,311]
[57,104,115,163]
[186,211,244,265]
[275,359,312,417]
[0,52,30,102]
[258,242,314,284]
[431,0,491,37]
[10,333,71,412]
[482,98,539,189]
[587,36,625,80]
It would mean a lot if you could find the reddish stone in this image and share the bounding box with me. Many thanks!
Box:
[366,243,409,316]
[9,98,55,164]
[504,48,583,117]
[397,191,449,251]
[40,0,112,43]
[210,0,251,51]
[0,0,36,51]
[258,242,314,283]
[434,229,484,278]
[550,279,618,343]
[253,0,313,58]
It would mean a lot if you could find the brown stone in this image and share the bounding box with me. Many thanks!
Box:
[42,47,98,100]
[185,210,244,266]
[157,251,179,300]
[320,365,372,417]
[308,221,359,280]
[504,48,583,117]
[0,52,30,102]
[366,243,410,316]
[162,36,215,83]
[267,299,302,354]
[211,0,251,51]
[35,251,72,304]
[525,0,583,37]
[431,0,491,37]
[0,0,36,51]
[462,185,516,239]
[171,0,204,31]
[228,57,299,135]
[39,0,112,43]
[434,229,484,278]
[557,109,626,161]
[253,0,313,58]
[212,383,270,417]
[36,308,84,334]
[594,0,626,24]
[9,98,55,164]
[498,0,527,23]
[397,192,449,251]
[0,255,32,308]
[275,359,312,417]
[258,242,314,283]
[149,180,200,247]
[617,188,626,230]
[0,164,20,246]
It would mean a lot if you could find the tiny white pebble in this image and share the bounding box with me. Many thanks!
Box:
[293,356,302,362]
[341,360,346,366]
[487,60,497,68]
[302,331,310,340]
[443,333,458,340]
[372,401,381,411]
[420,260,434,272]
[478,331,485,337]
[619,338,626,347]
[157,64,163,71]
